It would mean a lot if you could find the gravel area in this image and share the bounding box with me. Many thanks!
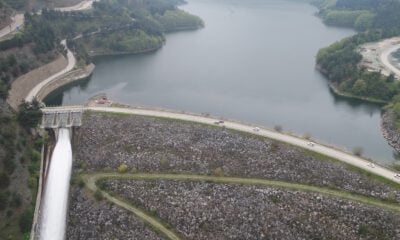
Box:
[103,179,400,240]
[74,113,400,202]
[66,186,163,240]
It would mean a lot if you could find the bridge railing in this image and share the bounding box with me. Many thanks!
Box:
[41,109,83,128]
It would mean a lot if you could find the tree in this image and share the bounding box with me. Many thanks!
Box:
[0,81,9,99]
[387,73,395,83]
[352,79,367,96]
[17,99,42,129]
[0,172,10,189]
[0,192,8,211]
[19,208,33,233]
[393,102,400,119]
[354,12,375,31]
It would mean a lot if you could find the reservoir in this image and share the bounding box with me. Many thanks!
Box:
[46,0,399,165]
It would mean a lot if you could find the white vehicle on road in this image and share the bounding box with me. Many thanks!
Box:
[395,173,400,178]
[367,163,375,168]
[253,127,260,132]
[307,141,315,147]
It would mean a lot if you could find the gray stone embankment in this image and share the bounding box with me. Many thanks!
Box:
[381,110,400,153]
[7,55,68,109]
[66,186,163,240]
[36,63,95,101]
[104,179,400,240]
[74,112,400,202]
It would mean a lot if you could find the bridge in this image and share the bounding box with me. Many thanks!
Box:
[41,107,83,128]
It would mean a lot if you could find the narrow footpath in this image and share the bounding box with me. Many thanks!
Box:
[83,173,182,240]
[81,171,400,240]
[84,172,400,212]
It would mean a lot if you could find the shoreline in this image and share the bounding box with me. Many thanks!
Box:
[328,82,388,104]
[37,64,95,102]
[381,109,400,154]
[315,64,388,104]
[88,44,164,58]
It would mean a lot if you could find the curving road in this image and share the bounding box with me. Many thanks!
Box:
[380,43,400,78]
[0,0,96,39]
[55,0,97,12]
[25,40,76,102]
[43,105,400,183]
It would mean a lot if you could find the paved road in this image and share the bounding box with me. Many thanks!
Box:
[55,0,97,11]
[0,0,96,39]
[43,105,400,183]
[0,13,24,39]
[25,40,76,102]
[380,43,400,78]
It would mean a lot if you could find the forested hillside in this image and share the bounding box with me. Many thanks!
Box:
[0,1,49,238]
[316,0,400,104]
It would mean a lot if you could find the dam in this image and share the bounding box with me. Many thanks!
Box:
[32,109,83,240]
[30,105,400,240]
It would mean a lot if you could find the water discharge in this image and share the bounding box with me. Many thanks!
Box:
[39,128,72,240]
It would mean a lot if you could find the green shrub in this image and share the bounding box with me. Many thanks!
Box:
[19,208,33,233]
[11,192,22,208]
[94,190,103,201]
[0,172,10,189]
[160,157,170,169]
[6,209,13,217]
[212,167,224,177]
[78,179,85,188]
[98,181,107,190]
[117,164,129,173]
[31,149,41,162]
[0,192,9,210]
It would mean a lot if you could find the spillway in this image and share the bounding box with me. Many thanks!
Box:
[39,128,72,240]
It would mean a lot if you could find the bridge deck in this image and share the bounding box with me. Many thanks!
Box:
[41,109,83,128]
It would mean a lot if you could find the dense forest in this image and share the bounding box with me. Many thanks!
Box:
[315,0,400,109]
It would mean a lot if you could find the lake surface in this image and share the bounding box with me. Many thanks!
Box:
[46,0,399,165]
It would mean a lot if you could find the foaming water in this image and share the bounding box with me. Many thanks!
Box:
[39,128,72,240]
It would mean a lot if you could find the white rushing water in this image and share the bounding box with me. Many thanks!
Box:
[39,128,72,240]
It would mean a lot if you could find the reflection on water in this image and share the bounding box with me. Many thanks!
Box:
[46,0,398,165]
